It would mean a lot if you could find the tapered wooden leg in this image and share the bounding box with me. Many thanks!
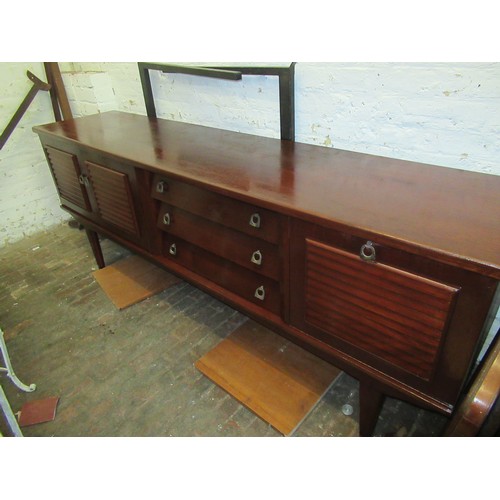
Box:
[85,229,105,269]
[359,381,385,436]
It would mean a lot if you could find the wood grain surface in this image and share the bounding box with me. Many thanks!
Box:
[92,254,181,309]
[34,111,500,278]
[195,319,341,435]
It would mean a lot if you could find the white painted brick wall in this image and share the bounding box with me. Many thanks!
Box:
[0,62,70,247]
[295,62,500,175]
[63,71,117,117]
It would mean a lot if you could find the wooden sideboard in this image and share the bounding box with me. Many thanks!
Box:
[33,111,500,436]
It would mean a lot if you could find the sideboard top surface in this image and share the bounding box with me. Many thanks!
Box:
[33,111,500,277]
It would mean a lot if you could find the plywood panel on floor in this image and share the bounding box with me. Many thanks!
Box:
[195,319,342,435]
[92,255,181,310]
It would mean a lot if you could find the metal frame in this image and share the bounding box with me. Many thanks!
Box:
[0,327,36,436]
[138,62,295,141]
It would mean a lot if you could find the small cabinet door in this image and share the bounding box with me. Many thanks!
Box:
[44,146,92,216]
[84,160,140,240]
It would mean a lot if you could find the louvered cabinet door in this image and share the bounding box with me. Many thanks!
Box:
[44,146,91,214]
[289,220,463,393]
[303,239,459,380]
[84,161,140,240]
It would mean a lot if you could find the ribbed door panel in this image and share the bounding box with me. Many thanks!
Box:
[304,239,459,380]
[86,161,139,236]
[45,147,90,210]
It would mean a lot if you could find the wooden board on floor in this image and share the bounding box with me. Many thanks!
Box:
[92,255,181,310]
[195,319,342,435]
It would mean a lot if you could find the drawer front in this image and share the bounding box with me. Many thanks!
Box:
[151,174,280,244]
[161,235,281,315]
[157,203,280,280]
[44,146,91,212]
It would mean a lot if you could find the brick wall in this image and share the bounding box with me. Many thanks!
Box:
[0,62,69,247]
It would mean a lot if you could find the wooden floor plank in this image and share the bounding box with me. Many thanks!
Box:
[196,319,342,435]
[92,255,181,309]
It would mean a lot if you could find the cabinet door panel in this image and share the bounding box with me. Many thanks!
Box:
[86,161,139,237]
[45,146,90,212]
[305,239,459,379]
[290,223,462,383]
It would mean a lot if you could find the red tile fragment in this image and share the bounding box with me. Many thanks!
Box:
[18,397,60,427]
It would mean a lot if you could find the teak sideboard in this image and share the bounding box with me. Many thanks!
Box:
[33,111,500,436]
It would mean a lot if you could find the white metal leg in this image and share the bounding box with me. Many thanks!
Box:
[0,328,36,392]
[0,383,23,436]
[0,327,37,437]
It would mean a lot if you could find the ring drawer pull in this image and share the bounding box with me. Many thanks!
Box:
[163,212,171,225]
[78,174,90,187]
[169,243,177,256]
[250,250,263,266]
[254,285,265,301]
[249,213,261,229]
[360,241,376,262]
[156,180,167,193]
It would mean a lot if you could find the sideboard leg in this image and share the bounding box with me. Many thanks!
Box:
[359,380,385,436]
[85,229,105,269]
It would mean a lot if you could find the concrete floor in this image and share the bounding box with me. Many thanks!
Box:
[0,222,448,437]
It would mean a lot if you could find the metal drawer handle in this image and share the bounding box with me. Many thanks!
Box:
[156,180,167,193]
[163,212,171,225]
[250,250,262,266]
[249,213,261,229]
[254,285,265,301]
[169,243,177,256]
[360,241,376,262]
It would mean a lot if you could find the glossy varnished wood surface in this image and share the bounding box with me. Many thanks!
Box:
[195,319,341,436]
[45,146,90,211]
[151,174,282,244]
[289,218,499,406]
[157,204,280,280]
[303,239,459,380]
[34,111,500,278]
[86,161,139,237]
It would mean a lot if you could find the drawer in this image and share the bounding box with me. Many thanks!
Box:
[151,174,281,244]
[161,234,281,316]
[157,203,280,280]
